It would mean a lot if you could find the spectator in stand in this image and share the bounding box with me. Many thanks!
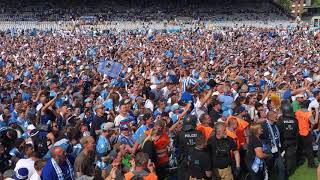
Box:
[74,136,96,178]
[41,146,75,180]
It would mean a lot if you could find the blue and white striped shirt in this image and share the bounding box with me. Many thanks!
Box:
[182,76,197,92]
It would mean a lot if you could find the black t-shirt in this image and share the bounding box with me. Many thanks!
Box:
[90,115,107,139]
[142,140,157,164]
[207,135,237,169]
[188,148,212,179]
[175,129,203,156]
[246,135,263,167]
[209,109,221,123]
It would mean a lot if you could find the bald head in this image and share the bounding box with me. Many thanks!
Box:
[51,146,66,164]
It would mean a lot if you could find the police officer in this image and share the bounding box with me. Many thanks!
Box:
[176,115,202,180]
[277,100,298,175]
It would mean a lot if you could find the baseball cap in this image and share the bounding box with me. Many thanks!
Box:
[234,106,246,115]
[142,113,152,121]
[312,88,320,95]
[120,124,130,131]
[135,96,144,102]
[94,104,104,111]
[171,104,180,111]
[101,122,117,131]
[295,94,304,98]
[119,99,131,106]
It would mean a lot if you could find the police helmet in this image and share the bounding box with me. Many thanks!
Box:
[281,100,294,118]
[183,115,197,131]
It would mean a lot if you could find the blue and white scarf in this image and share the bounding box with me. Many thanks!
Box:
[51,158,75,180]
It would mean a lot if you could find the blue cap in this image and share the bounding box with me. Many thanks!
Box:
[120,124,129,131]
[312,88,320,95]
[14,167,28,180]
[171,104,180,111]
[234,106,246,115]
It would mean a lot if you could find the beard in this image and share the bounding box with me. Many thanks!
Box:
[55,156,66,164]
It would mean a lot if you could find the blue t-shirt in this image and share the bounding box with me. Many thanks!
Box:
[181,92,194,103]
[41,158,74,180]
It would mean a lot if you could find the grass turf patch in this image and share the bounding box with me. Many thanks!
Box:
[289,162,317,180]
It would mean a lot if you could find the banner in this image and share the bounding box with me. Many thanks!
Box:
[97,60,123,78]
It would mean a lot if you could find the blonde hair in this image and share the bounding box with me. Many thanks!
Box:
[80,136,94,146]
[249,123,262,137]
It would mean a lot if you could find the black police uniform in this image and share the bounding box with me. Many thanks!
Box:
[277,101,299,175]
[175,115,202,180]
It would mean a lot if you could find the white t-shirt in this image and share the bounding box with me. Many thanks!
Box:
[144,99,154,112]
[114,114,128,127]
[161,86,171,99]
[308,99,319,112]
[14,158,35,179]
[30,172,41,180]
[195,99,206,120]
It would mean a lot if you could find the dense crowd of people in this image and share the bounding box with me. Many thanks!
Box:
[0,1,289,22]
[0,23,319,180]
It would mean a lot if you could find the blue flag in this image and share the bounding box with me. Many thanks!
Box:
[97,60,122,78]
[107,62,123,78]
[97,60,111,74]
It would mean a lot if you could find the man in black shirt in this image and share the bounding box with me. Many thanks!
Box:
[187,134,212,179]
[209,99,222,125]
[208,122,240,180]
[90,104,107,139]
